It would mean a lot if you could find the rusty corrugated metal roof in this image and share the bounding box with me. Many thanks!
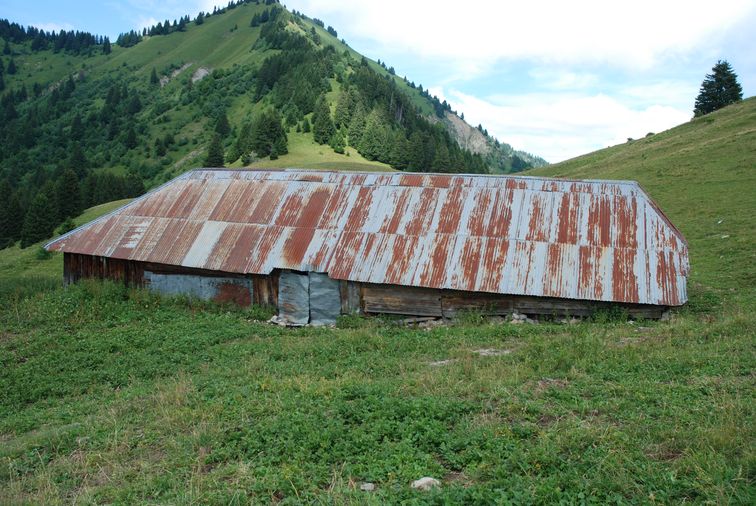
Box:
[46,169,689,306]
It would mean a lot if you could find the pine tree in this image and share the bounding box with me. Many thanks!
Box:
[205,134,225,167]
[215,111,231,138]
[70,113,83,140]
[56,169,81,219]
[347,103,366,147]
[334,90,353,128]
[694,60,743,116]
[67,142,88,177]
[302,117,311,133]
[359,109,389,161]
[432,142,452,172]
[0,180,18,246]
[329,130,345,154]
[150,67,159,85]
[312,96,335,144]
[103,37,111,54]
[7,58,16,75]
[20,191,56,248]
[124,124,137,149]
[2,40,10,55]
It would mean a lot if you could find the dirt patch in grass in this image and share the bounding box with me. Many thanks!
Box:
[645,444,685,462]
[535,378,570,392]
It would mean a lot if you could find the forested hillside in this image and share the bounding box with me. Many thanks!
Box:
[0,0,545,249]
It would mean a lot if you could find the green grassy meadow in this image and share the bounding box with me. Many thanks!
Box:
[1,100,755,503]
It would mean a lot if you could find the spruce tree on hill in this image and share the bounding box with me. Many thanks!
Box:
[21,191,56,248]
[124,124,137,149]
[205,135,225,167]
[7,58,16,75]
[312,96,335,144]
[150,67,159,85]
[67,142,88,178]
[215,111,231,138]
[347,103,366,147]
[329,130,345,154]
[694,60,743,117]
[2,41,10,55]
[56,169,81,219]
[0,180,20,246]
[103,37,111,54]
[359,110,389,160]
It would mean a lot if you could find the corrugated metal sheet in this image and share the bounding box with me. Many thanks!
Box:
[47,169,689,306]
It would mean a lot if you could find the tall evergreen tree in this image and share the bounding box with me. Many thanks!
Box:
[20,190,56,247]
[205,134,225,167]
[347,102,366,147]
[124,124,137,149]
[150,67,159,85]
[359,109,389,161]
[694,60,743,116]
[2,40,10,55]
[312,96,335,144]
[102,37,111,54]
[329,129,345,154]
[7,58,16,75]
[215,111,231,138]
[334,89,353,128]
[56,169,81,219]
[0,180,22,246]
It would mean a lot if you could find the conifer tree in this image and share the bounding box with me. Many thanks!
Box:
[2,40,10,55]
[56,169,81,219]
[215,111,231,138]
[7,58,16,75]
[0,180,22,246]
[124,124,137,149]
[334,90,353,128]
[312,96,335,144]
[150,67,159,85]
[103,37,111,54]
[347,103,366,147]
[694,60,743,116]
[329,130,345,154]
[21,191,56,247]
[359,109,389,160]
[205,134,225,167]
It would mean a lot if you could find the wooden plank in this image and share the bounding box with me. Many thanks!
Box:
[362,284,442,317]
[340,281,361,314]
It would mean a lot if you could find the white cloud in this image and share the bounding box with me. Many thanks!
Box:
[289,0,756,74]
[443,89,691,162]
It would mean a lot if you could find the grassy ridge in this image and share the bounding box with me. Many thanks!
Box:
[528,98,756,306]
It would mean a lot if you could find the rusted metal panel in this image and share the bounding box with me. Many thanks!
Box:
[47,169,689,306]
[144,271,252,306]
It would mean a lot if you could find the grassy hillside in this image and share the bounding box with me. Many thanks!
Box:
[0,97,754,502]
[528,97,756,310]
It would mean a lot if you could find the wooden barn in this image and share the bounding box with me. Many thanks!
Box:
[45,169,689,323]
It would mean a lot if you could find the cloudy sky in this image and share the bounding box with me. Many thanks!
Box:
[4,0,754,162]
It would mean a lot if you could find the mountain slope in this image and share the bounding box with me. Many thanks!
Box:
[527,97,756,304]
[0,0,549,249]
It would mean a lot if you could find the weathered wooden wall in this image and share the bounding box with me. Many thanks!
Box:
[64,253,277,306]
[360,283,666,319]
[64,253,666,318]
